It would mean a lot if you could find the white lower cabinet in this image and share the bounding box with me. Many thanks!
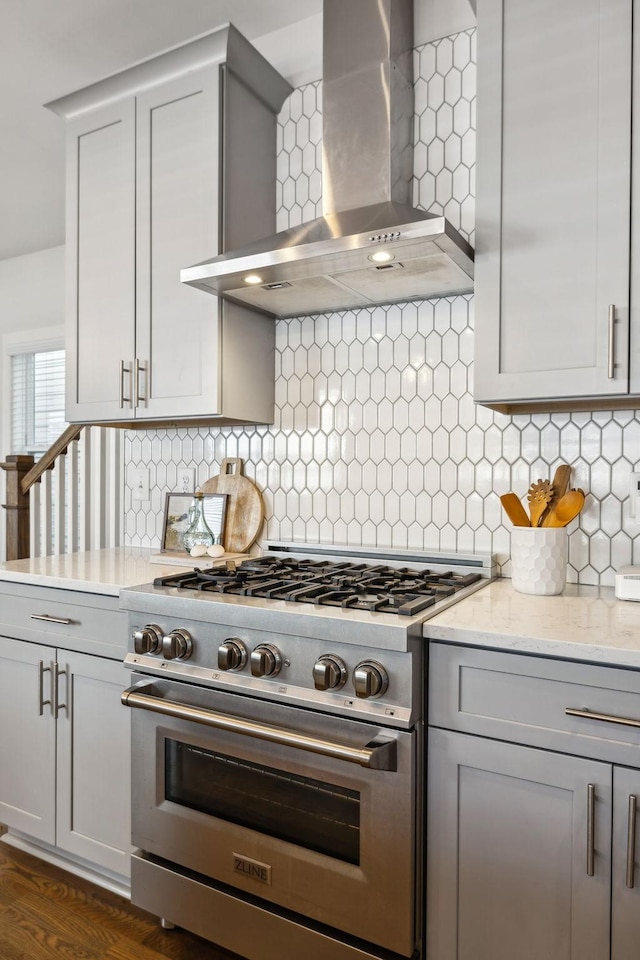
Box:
[427,643,640,960]
[612,766,640,960]
[427,729,612,960]
[0,636,131,881]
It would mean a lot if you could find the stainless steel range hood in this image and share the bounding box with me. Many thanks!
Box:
[182,0,474,318]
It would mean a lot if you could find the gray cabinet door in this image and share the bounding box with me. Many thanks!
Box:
[474,0,631,405]
[612,766,640,960]
[427,729,611,960]
[0,637,56,842]
[56,652,132,879]
[134,69,221,420]
[66,99,136,422]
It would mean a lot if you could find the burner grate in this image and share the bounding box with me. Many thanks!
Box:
[152,558,482,616]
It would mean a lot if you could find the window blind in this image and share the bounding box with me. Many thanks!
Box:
[11,349,66,457]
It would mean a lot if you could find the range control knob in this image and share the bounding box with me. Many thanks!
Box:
[218,638,248,671]
[250,644,282,678]
[313,655,347,691]
[133,624,163,656]
[353,660,389,699]
[162,629,193,661]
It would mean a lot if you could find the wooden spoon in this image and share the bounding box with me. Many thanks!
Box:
[500,493,530,527]
[541,464,572,527]
[546,489,585,527]
[527,479,553,527]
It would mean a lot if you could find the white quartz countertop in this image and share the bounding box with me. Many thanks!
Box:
[425,578,640,669]
[0,547,241,596]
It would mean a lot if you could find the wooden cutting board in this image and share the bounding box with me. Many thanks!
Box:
[200,458,264,554]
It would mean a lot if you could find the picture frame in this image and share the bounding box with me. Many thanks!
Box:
[161,492,228,554]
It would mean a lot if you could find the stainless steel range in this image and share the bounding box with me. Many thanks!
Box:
[120,543,495,960]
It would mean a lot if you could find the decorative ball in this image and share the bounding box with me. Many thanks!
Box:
[207,543,225,558]
[190,545,208,557]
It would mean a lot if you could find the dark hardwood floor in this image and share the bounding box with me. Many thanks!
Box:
[0,841,243,960]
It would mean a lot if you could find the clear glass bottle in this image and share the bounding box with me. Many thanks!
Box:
[182,491,214,552]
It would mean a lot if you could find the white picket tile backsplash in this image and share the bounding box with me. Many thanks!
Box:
[124,29,640,586]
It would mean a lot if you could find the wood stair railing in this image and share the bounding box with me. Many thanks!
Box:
[20,424,84,494]
[1,424,122,561]
[0,455,35,561]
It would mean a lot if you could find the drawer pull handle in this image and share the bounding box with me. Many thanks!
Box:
[627,795,637,889]
[587,783,596,877]
[565,706,640,729]
[31,614,74,626]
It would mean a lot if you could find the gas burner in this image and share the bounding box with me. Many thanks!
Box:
[316,589,439,617]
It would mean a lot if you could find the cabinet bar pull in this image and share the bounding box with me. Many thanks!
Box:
[627,794,637,889]
[608,304,615,379]
[565,706,640,729]
[38,660,53,716]
[119,360,131,408]
[587,783,595,876]
[31,614,73,626]
[135,359,146,406]
[54,663,67,718]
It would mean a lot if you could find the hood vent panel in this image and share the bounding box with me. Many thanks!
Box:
[182,0,474,317]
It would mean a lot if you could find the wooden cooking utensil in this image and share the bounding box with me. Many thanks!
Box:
[500,493,531,527]
[541,464,572,527]
[527,479,553,527]
[200,458,264,553]
[545,489,585,527]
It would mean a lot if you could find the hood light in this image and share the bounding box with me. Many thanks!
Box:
[368,250,395,264]
[243,273,263,285]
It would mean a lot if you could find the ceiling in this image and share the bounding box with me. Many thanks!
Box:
[0,0,322,263]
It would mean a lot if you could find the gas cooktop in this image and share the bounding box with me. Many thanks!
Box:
[152,554,484,618]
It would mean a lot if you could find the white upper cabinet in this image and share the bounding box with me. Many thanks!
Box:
[49,27,291,426]
[474,0,633,410]
[66,99,136,422]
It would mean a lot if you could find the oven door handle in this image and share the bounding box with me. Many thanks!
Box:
[121,682,397,771]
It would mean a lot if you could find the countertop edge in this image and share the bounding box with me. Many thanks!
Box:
[422,578,640,671]
[0,568,122,596]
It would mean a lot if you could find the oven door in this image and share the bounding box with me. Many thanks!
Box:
[123,673,419,956]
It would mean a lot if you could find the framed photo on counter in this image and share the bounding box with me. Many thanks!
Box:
[161,492,228,553]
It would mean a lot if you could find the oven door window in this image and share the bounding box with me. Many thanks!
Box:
[165,740,360,864]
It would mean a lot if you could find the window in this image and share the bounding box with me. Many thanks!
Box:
[1,327,66,557]
[10,348,66,457]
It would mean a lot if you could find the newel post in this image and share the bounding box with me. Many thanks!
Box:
[1,454,35,561]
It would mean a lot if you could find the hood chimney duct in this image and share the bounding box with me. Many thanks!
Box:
[322,0,414,215]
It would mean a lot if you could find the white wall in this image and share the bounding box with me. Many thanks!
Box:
[415,0,476,43]
[0,244,65,556]
[0,245,65,336]
[0,244,65,456]
[254,14,322,87]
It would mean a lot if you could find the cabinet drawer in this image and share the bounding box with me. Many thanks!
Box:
[429,642,640,766]
[0,582,126,659]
